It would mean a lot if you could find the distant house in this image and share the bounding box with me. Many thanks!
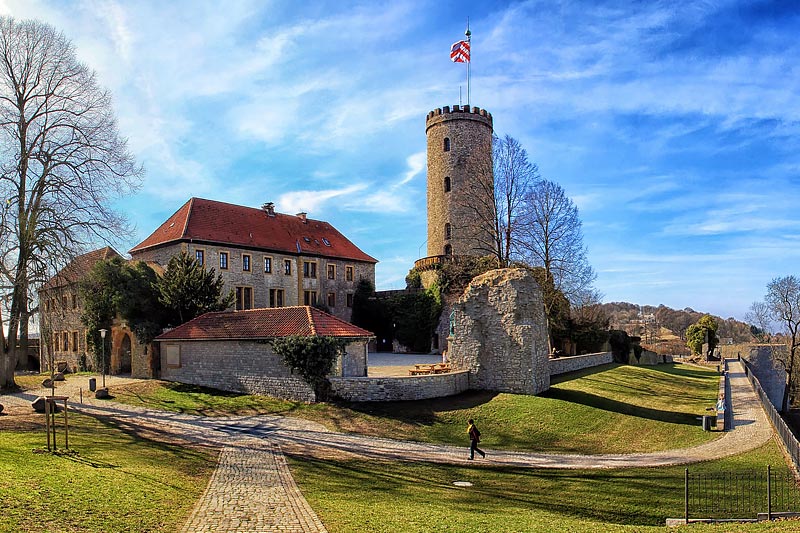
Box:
[37,246,159,378]
[129,198,377,323]
[155,306,373,402]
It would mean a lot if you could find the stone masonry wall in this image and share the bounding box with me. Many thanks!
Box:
[448,268,550,395]
[548,352,613,376]
[158,339,316,402]
[330,371,470,402]
[39,286,90,373]
[733,344,787,410]
[426,106,494,258]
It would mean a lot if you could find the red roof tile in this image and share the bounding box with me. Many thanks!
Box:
[129,198,377,263]
[155,306,373,341]
[41,247,121,291]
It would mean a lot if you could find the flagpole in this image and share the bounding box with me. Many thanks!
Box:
[465,20,471,107]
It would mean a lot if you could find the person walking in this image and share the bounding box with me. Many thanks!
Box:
[467,418,485,460]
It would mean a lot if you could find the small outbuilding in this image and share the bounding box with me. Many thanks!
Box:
[155,306,372,402]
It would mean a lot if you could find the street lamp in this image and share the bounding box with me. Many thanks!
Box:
[99,329,107,388]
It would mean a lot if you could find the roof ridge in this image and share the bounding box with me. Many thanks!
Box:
[180,198,195,239]
[306,306,317,336]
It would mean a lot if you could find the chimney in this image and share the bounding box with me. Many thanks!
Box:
[262,202,275,217]
[296,212,307,223]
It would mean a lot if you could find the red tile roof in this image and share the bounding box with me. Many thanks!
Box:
[41,247,121,291]
[129,198,377,263]
[155,306,373,341]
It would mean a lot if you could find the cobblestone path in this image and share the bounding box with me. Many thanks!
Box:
[0,359,777,532]
[180,440,327,533]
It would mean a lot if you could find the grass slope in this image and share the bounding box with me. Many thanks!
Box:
[0,412,215,533]
[109,363,721,454]
[290,441,800,533]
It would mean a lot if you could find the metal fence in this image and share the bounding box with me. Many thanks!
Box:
[685,467,800,521]
[739,356,800,473]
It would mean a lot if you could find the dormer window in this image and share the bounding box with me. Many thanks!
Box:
[444,176,451,192]
[322,237,331,246]
[443,137,451,152]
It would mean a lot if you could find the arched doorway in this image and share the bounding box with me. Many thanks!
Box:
[118,333,132,374]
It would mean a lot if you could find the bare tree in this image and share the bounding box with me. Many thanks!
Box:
[746,275,800,413]
[0,18,141,389]
[516,179,596,305]
[493,135,539,266]
[455,134,540,267]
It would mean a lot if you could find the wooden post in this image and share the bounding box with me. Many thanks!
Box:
[44,398,51,451]
[63,398,69,450]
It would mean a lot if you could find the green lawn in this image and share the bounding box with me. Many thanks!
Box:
[108,363,721,454]
[0,412,215,533]
[289,440,800,533]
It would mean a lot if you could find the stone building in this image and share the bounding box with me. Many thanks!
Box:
[155,306,373,402]
[129,198,377,323]
[37,247,157,377]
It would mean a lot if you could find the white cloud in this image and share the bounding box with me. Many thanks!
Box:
[278,184,368,215]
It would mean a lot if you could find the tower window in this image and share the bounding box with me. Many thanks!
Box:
[444,176,451,192]
[443,137,451,152]
[444,244,452,256]
[445,223,451,240]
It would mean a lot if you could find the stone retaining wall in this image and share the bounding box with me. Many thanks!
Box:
[548,352,613,376]
[330,371,470,402]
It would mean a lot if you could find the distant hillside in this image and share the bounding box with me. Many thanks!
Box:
[599,302,754,352]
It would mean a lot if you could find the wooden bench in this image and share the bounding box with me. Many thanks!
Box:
[409,367,432,376]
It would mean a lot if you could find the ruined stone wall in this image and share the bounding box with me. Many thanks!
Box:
[448,268,550,395]
[330,371,470,402]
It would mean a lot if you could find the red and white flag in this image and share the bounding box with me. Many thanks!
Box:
[450,40,470,63]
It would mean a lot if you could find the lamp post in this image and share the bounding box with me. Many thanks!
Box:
[99,329,107,388]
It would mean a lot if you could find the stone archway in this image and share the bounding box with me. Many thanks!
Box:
[117,333,132,374]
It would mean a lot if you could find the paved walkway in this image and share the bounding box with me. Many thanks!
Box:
[0,359,776,532]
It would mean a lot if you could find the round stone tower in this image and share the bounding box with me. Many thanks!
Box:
[424,105,494,259]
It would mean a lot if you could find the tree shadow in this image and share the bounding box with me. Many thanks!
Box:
[289,454,680,527]
[543,388,702,425]
[336,390,499,426]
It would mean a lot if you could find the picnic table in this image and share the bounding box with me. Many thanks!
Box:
[408,363,452,376]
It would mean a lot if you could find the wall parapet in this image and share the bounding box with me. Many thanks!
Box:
[548,352,613,376]
[329,371,470,402]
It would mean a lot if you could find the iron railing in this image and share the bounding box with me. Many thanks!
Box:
[685,467,800,522]
[739,356,800,474]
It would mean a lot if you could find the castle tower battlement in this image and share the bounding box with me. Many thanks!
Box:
[425,104,494,259]
[425,105,493,132]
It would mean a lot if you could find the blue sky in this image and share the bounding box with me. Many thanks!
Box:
[5,0,799,321]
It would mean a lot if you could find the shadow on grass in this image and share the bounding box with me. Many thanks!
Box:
[336,390,500,426]
[289,454,681,527]
[543,388,702,425]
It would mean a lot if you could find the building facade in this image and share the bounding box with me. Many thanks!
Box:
[129,198,377,323]
[37,247,156,377]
